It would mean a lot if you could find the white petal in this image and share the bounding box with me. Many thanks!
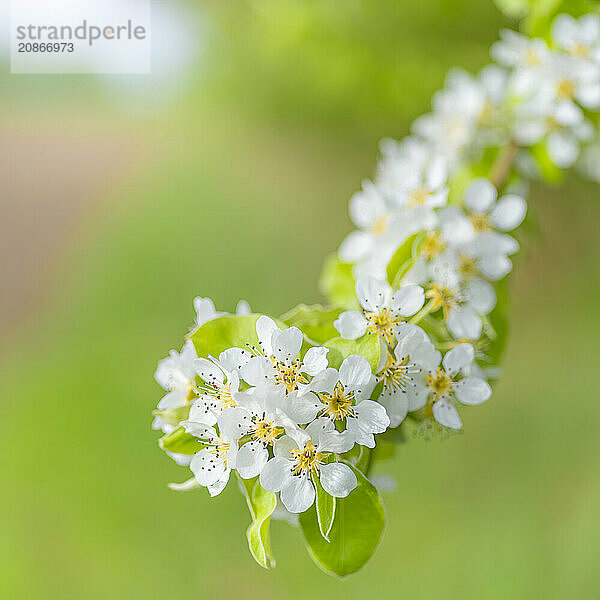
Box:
[354,400,390,434]
[478,254,512,280]
[334,311,368,339]
[379,389,409,427]
[433,400,462,429]
[302,346,329,376]
[338,231,373,263]
[407,380,428,411]
[339,354,373,388]
[259,457,293,492]
[240,356,272,386]
[207,474,230,497]
[218,347,251,372]
[256,315,278,355]
[193,297,220,327]
[463,178,497,212]
[443,343,474,375]
[447,306,482,340]
[547,131,579,168]
[356,277,392,312]
[273,434,301,458]
[390,285,425,317]
[318,430,355,453]
[466,279,497,314]
[411,342,441,371]
[454,377,492,405]
[181,420,216,439]
[280,475,315,513]
[236,299,252,315]
[157,389,187,410]
[188,397,218,426]
[190,449,226,486]
[194,358,224,385]
[217,407,253,439]
[319,463,358,499]
[272,327,303,363]
[490,194,527,231]
[236,441,269,479]
[283,393,321,425]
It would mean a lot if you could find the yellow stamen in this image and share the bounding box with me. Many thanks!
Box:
[408,186,431,207]
[377,354,412,392]
[426,367,454,399]
[318,381,355,421]
[525,48,541,66]
[556,78,575,100]
[422,230,446,260]
[209,442,231,465]
[290,440,328,475]
[371,214,388,235]
[365,308,401,343]
[469,212,491,233]
[251,420,283,445]
[458,254,479,279]
[271,358,308,394]
[425,284,459,321]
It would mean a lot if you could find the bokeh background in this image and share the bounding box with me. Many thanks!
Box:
[2,1,599,598]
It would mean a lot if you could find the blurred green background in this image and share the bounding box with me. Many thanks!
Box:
[1,1,599,598]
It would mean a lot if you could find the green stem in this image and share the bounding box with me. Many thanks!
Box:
[409,299,437,325]
[489,141,519,190]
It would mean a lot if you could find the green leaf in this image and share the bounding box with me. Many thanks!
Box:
[280,304,344,344]
[386,233,422,288]
[324,333,381,372]
[299,462,386,577]
[319,254,359,309]
[493,0,530,17]
[530,144,564,183]
[238,476,277,569]
[188,314,261,358]
[152,404,190,429]
[313,474,336,541]
[159,426,205,455]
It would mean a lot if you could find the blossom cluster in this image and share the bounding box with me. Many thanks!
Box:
[152,12,600,573]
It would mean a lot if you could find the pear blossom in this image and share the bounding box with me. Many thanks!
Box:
[408,343,491,430]
[240,316,329,395]
[552,14,600,61]
[259,419,358,513]
[211,388,294,479]
[185,348,248,426]
[376,324,440,427]
[284,355,389,448]
[334,277,425,343]
[182,416,241,497]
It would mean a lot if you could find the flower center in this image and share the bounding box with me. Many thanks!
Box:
[290,440,327,475]
[377,355,414,392]
[318,381,355,421]
[371,214,388,235]
[571,43,590,57]
[271,358,308,393]
[422,230,446,260]
[426,283,459,321]
[458,254,479,279]
[251,419,283,445]
[426,367,454,399]
[469,212,490,233]
[556,78,575,100]
[408,186,431,207]
[525,48,541,65]
[365,308,400,343]
[186,382,197,404]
